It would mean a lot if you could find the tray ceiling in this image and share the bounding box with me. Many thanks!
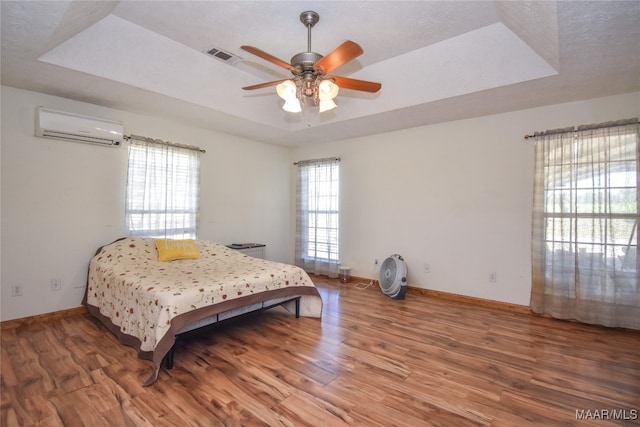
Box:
[2,1,639,146]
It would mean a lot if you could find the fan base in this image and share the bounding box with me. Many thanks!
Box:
[388,286,407,300]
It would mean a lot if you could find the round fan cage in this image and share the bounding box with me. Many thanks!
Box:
[379,254,407,300]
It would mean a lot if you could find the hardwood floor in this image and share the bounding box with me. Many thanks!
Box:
[2,277,639,426]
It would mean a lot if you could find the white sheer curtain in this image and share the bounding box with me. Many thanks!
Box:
[125,135,201,239]
[295,158,340,278]
[530,119,639,329]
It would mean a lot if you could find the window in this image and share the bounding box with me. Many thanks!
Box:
[295,158,340,277]
[125,136,201,239]
[542,131,637,276]
[531,119,639,329]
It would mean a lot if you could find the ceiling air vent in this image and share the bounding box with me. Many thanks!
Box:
[206,47,241,65]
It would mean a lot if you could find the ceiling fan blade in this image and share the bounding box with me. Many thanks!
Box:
[314,40,363,74]
[242,79,287,90]
[328,76,381,93]
[241,45,298,72]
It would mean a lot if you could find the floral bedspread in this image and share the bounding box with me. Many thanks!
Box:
[84,237,322,384]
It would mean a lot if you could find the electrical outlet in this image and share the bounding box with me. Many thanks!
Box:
[489,272,497,283]
[423,263,430,273]
[11,284,23,297]
[51,279,62,291]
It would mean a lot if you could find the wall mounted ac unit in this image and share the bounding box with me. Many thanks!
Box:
[35,107,124,146]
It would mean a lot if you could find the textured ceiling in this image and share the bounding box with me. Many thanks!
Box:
[2,1,639,146]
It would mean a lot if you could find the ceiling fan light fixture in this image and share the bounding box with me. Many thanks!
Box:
[318,80,339,100]
[282,98,302,113]
[319,98,337,113]
[241,11,380,115]
[317,80,339,112]
[276,79,297,100]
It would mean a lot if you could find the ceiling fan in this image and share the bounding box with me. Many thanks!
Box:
[241,10,381,113]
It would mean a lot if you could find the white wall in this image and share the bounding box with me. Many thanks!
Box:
[2,86,638,321]
[291,92,640,306]
[1,86,292,321]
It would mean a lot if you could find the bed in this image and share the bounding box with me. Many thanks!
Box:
[82,237,323,386]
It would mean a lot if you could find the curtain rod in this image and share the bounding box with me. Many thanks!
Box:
[124,134,206,153]
[523,118,639,140]
[294,157,341,166]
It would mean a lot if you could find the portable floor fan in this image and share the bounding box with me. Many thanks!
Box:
[379,254,407,300]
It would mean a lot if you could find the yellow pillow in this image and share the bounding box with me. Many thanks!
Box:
[155,239,200,262]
